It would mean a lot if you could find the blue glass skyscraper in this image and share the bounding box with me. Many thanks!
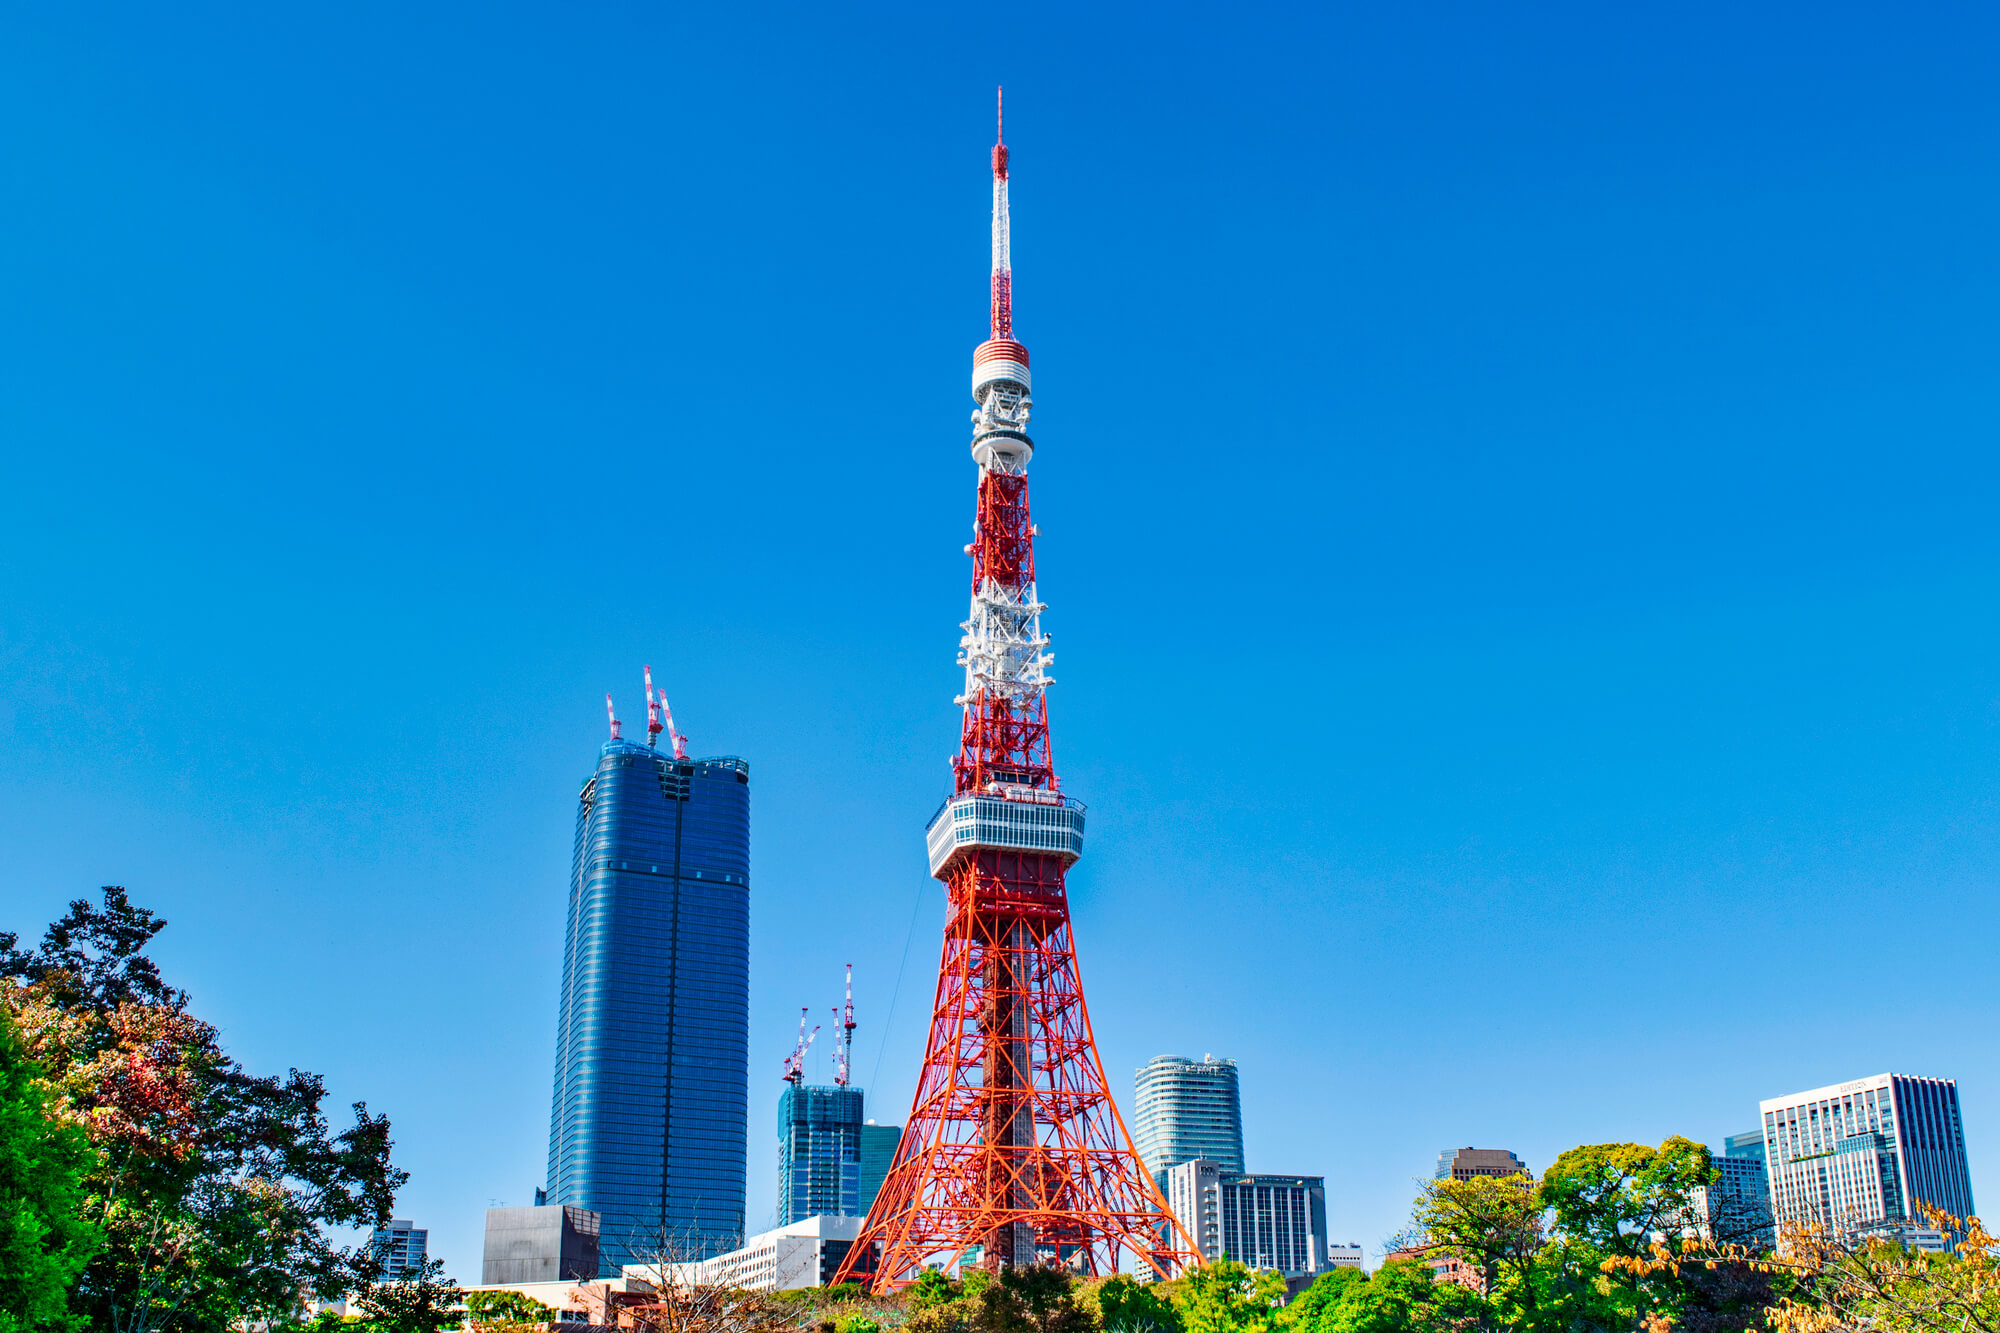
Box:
[778,1084,864,1223]
[546,734,750,1271]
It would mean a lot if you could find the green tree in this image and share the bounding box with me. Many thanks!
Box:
[0,1004,101,1332]
[1540,1137,1716,1329]
[355,1255,461,1333]
[1079,1273,1181,1333]
[1410,1172,1545,1330]
[1284,1260,1480,1333]
[465,1287,554,1328]
[3,887,406,1333]
[1164,1259,1289,1333]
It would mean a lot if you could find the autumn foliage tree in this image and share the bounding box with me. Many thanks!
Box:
[1,887,407,1333]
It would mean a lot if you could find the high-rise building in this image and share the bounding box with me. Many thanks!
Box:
[779,1085,865,1224]
[1435,1148,1531,1181]
[1725,1129,1767,1165]
[1133,1055,1246,1185]
[369,1219,427,1280]
[1165,1160,1327,1278]
[858,1122,901,1216]
[1761,1073,1975,1246]
[1688,1153,1773,1249]
[546,709,752,1273]
[482,1205,601,1284]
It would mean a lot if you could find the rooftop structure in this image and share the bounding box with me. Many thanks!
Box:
[1435,1148,1532,1181]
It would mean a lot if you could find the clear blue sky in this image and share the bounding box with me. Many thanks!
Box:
[4,0,1998,1278]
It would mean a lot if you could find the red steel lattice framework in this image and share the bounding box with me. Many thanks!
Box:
[835,95,1199,1290]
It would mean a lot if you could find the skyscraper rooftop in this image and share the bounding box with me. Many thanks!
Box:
[1133,1054,1246,1182]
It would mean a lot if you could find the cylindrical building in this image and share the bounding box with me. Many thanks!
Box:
[1132,1054,1247,1186]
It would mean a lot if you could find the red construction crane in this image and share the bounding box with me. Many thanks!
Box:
[832,964,856,1087]
[644,665,664,748]
[604,693,620,741]
[781,1008,820,1086]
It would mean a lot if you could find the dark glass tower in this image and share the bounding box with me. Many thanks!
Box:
[547,739,750,1272]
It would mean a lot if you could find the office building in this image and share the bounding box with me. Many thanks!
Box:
[636,1215,865,1294]
[1165,1159,1327,1278]
[1435,1148,1532,1181]
[1687,1154,1773,1249]
[1761,1073,1976,1246]
[369,1220,427,1280]
[859,1122,901,1216]
[1134,1055,1246,1186]
[1725,1129,1767,1165]
[546,729,752,1272]
[779,1085,865,1224]
[482,1205,602,1284]
[1327,1243,1363,1269]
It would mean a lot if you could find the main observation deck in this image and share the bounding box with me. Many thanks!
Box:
[925,789,1087,879]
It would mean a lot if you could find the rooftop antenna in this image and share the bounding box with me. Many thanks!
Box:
[644,665,663,749]
[833,963,857,1087]
[605,693,621,741]
[781,1007,820,1085]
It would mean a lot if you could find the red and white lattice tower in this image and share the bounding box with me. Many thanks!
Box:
[836,94,1200,1289]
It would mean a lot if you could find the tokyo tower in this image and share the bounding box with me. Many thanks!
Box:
[836,94,1200,1288]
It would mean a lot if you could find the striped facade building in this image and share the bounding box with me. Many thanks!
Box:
[1761,1073,1974,1247]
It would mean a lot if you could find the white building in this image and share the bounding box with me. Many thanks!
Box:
[1165,1159,1327,1278]
[1761,1073,1976,1248]
[1327,1244,1363,1269]
[629,1214,865,1294]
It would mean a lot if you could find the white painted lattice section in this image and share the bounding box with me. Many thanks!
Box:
[956,577,1052,706]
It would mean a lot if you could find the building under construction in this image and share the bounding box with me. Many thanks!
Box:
[545,674,750,1272]
[836,96,1198,1289]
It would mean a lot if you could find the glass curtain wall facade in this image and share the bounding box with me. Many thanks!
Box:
[1133,1055,1246,1186]
[547,741,751,1271]
[778,1085,865,1223]
[1761,1073,1975,1245]
[1165,1160,1327,1277]
[858,1123,902,1217]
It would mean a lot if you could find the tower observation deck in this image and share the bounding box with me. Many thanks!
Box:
[835,94,1198,1290]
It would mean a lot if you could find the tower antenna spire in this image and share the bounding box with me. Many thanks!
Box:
[989,85,1011,342]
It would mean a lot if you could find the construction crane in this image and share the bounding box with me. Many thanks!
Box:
[781,1007,820,1085]
[644,665,664,748]
[833,964,856,1087]
[605,693,621,741]
[658,685,689,760]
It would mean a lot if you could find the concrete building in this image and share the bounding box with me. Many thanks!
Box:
[635,1214,865,1293]
[1327,1243,1363,1269]
[368,1219,427,1280]
[779,1085,865,1224]
[1134,1055,1246,1187]
[1165,1159,1327,1278]
[859,1122,901,1215]
[1435,1148,1531,1181]
[482,1204,602,1284]
[1762,1073,1975,1247]
[546,737,752,1271]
